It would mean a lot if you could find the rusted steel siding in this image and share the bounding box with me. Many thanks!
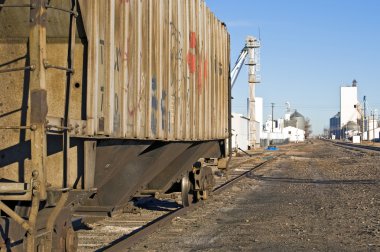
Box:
[80,0,230,140]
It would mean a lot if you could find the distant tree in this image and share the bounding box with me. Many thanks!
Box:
[304,118,312,139]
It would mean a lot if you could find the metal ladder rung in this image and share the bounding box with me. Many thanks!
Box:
[43,60,74,73]
[0,183,30,194]
[0,65,35,74]
[0,3,35,8]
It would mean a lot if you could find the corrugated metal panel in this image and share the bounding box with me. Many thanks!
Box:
[80,0,230,141]
[0,0,228,190]
[0,0,229,144]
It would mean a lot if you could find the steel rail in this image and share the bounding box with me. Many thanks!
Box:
[103,156,279,251]
[213,157,278,194]
[331,141,380,152]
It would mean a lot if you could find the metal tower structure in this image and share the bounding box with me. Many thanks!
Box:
[246,36,261,149]
[230,36,261,149]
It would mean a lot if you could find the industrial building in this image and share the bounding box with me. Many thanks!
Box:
[362,118,380,141]
[340,82,359,129]
[231,97,263,151]
[254,97,264,147]
[329,112,341,139]
[329,81,357,139]
[328,80,378,140]
[261,109,306,145]
[231,113,249,151]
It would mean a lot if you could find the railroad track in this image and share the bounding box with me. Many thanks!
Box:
[76,152,280,251]
[330,140,380,152]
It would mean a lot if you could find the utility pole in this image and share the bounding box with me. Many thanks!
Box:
[364,96,368,140]
[271,103,275,133]
[373,111,375,143]
[372,109,378,143]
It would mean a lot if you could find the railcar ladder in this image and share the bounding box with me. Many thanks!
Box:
[0,0,78,251]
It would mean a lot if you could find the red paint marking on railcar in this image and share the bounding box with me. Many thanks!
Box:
[187,32,197,74]
[189,32,197,49]
[187,32,209,95]
[197,58,202,95]
[187,51,196,74]
[204,59,208,82]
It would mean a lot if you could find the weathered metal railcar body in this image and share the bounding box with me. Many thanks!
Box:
[0,0,230,250]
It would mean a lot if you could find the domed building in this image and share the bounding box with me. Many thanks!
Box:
[285,110,305,130]
[344,121,359,132]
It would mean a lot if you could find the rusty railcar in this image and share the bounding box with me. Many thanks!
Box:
[0,0,230,250]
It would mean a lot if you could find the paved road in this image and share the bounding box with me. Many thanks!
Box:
[130,141,380,251]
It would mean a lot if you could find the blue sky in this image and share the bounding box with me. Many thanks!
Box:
[205,0,380,134]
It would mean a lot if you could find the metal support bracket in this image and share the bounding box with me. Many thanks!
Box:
[44,3,78,17]
[43,60,74,73]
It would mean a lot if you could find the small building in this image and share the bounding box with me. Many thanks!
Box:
[254,97,264,146]
[231,97,264,151]
[231,113,249,151]
[284,126,305,143]
[362,119,380,141]
[342,120,360,138]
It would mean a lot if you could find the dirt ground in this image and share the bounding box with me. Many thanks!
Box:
[130,140,380,252]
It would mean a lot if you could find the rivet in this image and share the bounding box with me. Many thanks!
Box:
[32,170,39,178]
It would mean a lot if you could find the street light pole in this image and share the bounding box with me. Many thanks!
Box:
[372,111,375,143]
[271,103,275,133]
[373,109,378,143]
[364,96,368,140]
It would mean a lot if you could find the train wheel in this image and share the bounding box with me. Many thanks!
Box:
[65,226,78,252]
[181,173,193,207]
[194,166,214,201]
[50,208,78,252]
